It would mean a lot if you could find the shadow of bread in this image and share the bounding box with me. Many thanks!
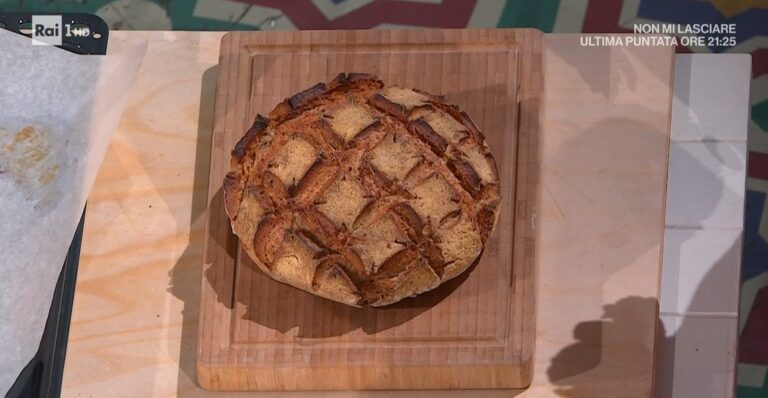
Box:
[228,251,482,337]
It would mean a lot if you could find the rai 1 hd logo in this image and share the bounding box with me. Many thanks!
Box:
[31,15,91,46]
[31,15,62,45]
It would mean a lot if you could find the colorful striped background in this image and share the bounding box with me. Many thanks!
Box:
[1,0,765,395]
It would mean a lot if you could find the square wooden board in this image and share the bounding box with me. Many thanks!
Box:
[198,29,542,391]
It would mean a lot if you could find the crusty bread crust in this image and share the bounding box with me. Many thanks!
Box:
[224,73,500,307]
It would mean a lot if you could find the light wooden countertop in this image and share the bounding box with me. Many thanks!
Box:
[61,31,673,397]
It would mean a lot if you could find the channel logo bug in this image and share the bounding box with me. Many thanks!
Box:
[31,15,62,46]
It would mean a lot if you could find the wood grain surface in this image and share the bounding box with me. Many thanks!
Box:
[198,29,542,391]
[61,31,674,398]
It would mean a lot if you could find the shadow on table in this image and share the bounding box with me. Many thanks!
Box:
[536,113,669,396]
[166,65,218,391]
[545,34,674,98]
[549,238,740,398]
[545,122,741,396]
[547,296,663,397]
[237,250,479,337]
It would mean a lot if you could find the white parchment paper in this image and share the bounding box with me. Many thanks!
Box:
[0,29,146,394]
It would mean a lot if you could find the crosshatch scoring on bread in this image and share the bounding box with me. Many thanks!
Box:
[223,73,501,307]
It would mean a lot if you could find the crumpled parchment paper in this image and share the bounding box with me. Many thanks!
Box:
[0,28,146,394]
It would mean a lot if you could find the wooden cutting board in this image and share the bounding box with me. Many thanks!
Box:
[198,29,542,391]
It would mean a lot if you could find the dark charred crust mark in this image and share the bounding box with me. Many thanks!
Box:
[260,170,289,204]
[359,162,413,200]
[288,82,327,109]
[329,73,383,91]
[297,228,334,255]
[369,94,407,120]
[308,118,344,151]
[268,100,294,121]
[352,200,378,231]
[350,120,383,146]
[424,242,446,278]
[429,101,461,116]
[391,202,424,235]
[253,215,287,266]
[341,249,368,281]
[312,260,358,292]
[409,119,448,155]
[296,207,339,245]
[311,261,331,290]
[328,73,349,88]
[357,260,416,302]
[408,104,435,116]
[447,158,483,199]
[480,183,501,203]
[232,115,269,161]
[292,160,339,207]
[439,209,462,229]
[429,102,486,143]
[402,158,426,183]
[477,206,496,240]
[245,185,276,211]
[223,172,244,219]
[374,248,420,279]
[413,88,446,102]
[457,111,482,139]
[360,162,391,193]
[330,266,344,278]
[397,187,414,200]
[456,131,471,144]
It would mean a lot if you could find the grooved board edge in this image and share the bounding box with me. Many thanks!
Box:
[198,28,542,391]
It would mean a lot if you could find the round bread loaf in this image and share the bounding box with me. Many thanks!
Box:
[224,73,500,307]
